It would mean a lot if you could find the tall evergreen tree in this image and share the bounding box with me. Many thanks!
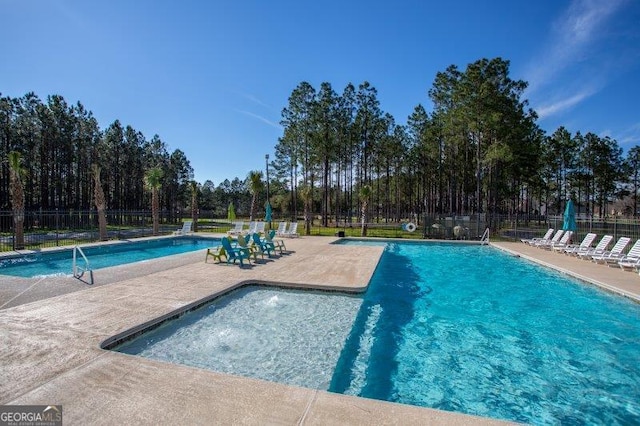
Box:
[626,147,640,216]
[313,82,339,226]
[190,181,199,231]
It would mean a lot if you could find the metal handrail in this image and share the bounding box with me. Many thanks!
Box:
[480,228,490,245]
[73,245,93,284]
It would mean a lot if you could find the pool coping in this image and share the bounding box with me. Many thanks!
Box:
[0,234,221,261]
[100,279,368,351]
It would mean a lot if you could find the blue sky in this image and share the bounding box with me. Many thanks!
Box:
[2,0,639,185]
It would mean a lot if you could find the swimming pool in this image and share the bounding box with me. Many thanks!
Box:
[108,242,640,425]
[0,237,220,278]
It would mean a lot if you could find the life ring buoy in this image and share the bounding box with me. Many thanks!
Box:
[405,222,416,233]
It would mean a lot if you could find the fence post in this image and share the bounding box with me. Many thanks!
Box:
[55,208,60,246]
[422,213,427,239]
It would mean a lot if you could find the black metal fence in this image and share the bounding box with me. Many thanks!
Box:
[3,210,640,252]
[0,210,233,252]
[296,213,640,244]
[494,214,640,244]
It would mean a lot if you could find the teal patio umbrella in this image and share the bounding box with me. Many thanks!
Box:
[265,201,272,223]
[227,202,236,221]
[563,199,576,232]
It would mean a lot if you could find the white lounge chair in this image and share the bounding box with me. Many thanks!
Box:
[275,221,287,237]
[174,220,193,235]
[227,221,244,236]
[534,230,564,248]
[560,233,597,255]
[619,257,640,272]
[617,240,640,270]
[521,228,554,245]
[255,221,266,234]
[282,222,299,238]
[591,237,631,264]
[577,235,613,259]
[246,221,257,234]
[543,230,572,250]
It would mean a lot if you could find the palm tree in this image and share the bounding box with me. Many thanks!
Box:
[8,151,26,249]
[299,184,313,236]
[144,167,164,236]
[359,184,371,237]
[190,180,199,232]
[247,170,263,221]
[92,164,108,241]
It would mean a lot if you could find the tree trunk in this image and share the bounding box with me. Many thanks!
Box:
[191,193,199,232]
[10,168,25,250]
[14,215,25,250]
[152,189,160,235]
[93,166,108,241]
[361,201,368,237]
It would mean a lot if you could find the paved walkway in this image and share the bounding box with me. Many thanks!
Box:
[1,236,508,425]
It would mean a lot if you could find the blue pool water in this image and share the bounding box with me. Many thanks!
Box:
[331,242,640,424]
[110,241,640,424]
[0,237,220,278]
[116,286,362,389]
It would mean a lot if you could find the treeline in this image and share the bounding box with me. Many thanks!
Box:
[273,57,640,228]
[0,92,285,223]
[3,57,640,229]
[197,177,279,218]
[0,92,194,220]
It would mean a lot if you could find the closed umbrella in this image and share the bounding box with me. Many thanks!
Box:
[563,199,576,232]
[227,202,236,221]
[265,201,272,223]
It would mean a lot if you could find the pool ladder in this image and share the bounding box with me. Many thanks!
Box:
[480,228,490,245]
[73,245,94,284]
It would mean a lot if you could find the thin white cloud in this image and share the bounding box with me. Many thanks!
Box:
[527,0,627,93]
[241,93,272,110]
[535,87,597,119]
[235,109,282,130]
[617,123,640,146]
[598,124,640,148]
[227,89,274,110]
[558,0,622,47]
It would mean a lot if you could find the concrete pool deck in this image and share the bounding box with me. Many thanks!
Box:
[1,236,638,424]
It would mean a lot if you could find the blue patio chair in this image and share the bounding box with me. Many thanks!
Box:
[236,233,261,261]
[265,229,286,254]
[220,236,251,266]
[251,232,275,258]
